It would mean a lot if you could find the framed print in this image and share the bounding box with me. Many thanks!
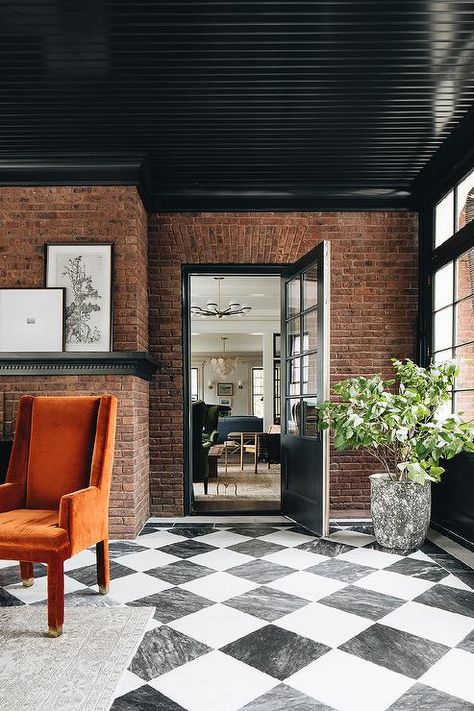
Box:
[217,382,234,396]
[219,398,232,407]
[46,243,113,352]
[0,288,64,352]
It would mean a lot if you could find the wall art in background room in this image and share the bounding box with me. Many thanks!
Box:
[45,243,113,352]
[217,382,234,396]
[219,398,232,407]
[0,288,64,352]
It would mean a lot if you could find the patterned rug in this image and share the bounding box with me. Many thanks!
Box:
[0,607,153,711]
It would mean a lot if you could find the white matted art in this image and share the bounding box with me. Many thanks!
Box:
[0,288,64,352]
[46,243,113,352]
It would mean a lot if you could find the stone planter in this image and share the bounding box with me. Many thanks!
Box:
[370,473,431,552]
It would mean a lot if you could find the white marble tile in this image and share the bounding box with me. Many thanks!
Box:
[150,650,277,711]
[106,572,172,603]
[0,560,15,570]
[267,571,346,601]
[381,600,474,647]
[438,574,473,592]
[137,530,187,548]
[170,603,266,648]
[276,601,373,647]
[260,530,315,547]
[354,570,436,600]
[338,546,404,569]
[179,571,258,602]
[420,649,474,704]
[263,548,326,570]
[408,549,433,562]
[114,548,179,572]
[4,574,85,604]
[63,549,96,571]
[326,530,376,547]
[287,649,413,711]
[113,669,146,699]
[195,530,252,547]
[191,548,254,571]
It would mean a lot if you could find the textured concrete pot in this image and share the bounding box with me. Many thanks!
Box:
[370,473,431,552]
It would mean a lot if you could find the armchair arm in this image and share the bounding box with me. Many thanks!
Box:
[0,482,25,513]
[59,486,106,556]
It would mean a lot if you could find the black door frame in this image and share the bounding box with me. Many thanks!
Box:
[182,263,283,515]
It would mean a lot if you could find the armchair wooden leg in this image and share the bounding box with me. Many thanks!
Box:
[20,561,34,587]
[47,559,64,638]
[96,540,110,595]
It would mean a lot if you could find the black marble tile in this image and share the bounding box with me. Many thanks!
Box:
[414,584,474,619]
[0,588,24,606]
[171,525,216,538]
[66,561,133,586]
[227,539,285,558]
[458,629,474,653]
[130,625,211,680]
[240,684,335,711]
[137,526,158,536]
[225,585,308,621]
[288,525,317,537]
[0,562,46,587]
[111,684,185,711]
[146,560,215,585]
[387,682,474,710]
[318,585,405,620]
[108,541,148,558]
[221,624,330,680]
[306,559,374,583]
[367,541,412,556]
[296,539,355,557]
[227,525,280,538]
[129,587,213,623]
[158,540,217,559]
[227,559,295,584]
[341,623,449,678]
[384,557,448,582]
[454,571,474,591]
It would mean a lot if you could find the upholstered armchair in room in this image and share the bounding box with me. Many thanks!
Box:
[192,400,211,494]
[203,404,231,445]
[0,395,117,637]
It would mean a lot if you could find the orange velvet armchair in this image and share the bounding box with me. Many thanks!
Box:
[0,394,117,637]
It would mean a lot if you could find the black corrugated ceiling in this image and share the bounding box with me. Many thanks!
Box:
[1,1,474,210]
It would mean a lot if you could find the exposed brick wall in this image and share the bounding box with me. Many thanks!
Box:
[0,186,149,537]
[148,211,419,515]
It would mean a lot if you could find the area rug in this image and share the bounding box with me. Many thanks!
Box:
[0,607,154,711]
[194,467,280,501]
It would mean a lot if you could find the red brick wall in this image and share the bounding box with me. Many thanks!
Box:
[0,187,149,537]
[148,211,419,515]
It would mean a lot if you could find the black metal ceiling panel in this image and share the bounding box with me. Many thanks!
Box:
[0,1,474,210]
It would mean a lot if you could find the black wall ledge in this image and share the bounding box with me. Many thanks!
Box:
[0,352,160,381]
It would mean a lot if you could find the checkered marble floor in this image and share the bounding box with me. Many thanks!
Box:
[1,522,474,711]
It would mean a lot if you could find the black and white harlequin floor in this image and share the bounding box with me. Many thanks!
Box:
[1,522,474,711]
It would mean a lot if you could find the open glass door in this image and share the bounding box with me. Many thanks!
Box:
[281,242,330,535]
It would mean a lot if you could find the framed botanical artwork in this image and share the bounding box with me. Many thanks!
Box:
[45,243,113,352]
[217,382,234,396]
[0,288,64,352]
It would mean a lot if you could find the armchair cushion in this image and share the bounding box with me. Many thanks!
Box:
[0,508,68,556]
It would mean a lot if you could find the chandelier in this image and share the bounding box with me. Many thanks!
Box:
[191,277,251,318]
[210,337,239,377]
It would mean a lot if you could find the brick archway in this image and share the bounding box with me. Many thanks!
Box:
[148,211,418,517]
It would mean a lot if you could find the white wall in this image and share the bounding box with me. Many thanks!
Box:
[192,354,263,416]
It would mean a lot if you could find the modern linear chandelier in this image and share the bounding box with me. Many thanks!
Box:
[210,337,239,377]
[191,277,251,318]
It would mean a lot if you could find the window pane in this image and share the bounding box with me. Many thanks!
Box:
[456,247,474,300]
[435,191,454,247]
[302,397,319,437]
[455,390,474,420]
[302,309,318,352]
[454,343,474,390]
[303,265,318,310]
[286,278,300,318]
[287,358,301,396]
[456,169,474,231]
[286,398,300,435]
[434,262,453,310]
[287,316,300,356]
[434,349,452,364]
[191,368,199,401]
[302,353,317,394]
[434,306,453,352]
[456,297,474,346]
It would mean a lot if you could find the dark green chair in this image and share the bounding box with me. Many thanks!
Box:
[203,404,231,445]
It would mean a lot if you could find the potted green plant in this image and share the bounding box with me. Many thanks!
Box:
[317,359,474,551]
